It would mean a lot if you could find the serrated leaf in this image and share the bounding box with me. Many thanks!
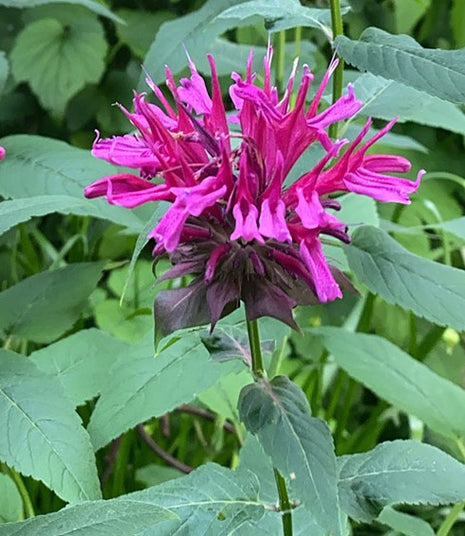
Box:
[0,0,121,22]
[11,17,107,116]
[0,463,264,536]
[352,72,465,134]
[0,135,145,231]
[338,440,465,522]
[336,28,465,104]
[217,0,334,33]
[140,0,248,87]
[377,506,435,536]
[87,332,243,450]
[0,349,101,503]
[0,262,105,344]
[345,225,465,331]
[239,375,344,535]
[0,499,175,536]
[0,474,22,523]
[30,329,128,407]
[314,328,465,441]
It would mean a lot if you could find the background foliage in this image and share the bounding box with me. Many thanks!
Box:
[1,0,465,534]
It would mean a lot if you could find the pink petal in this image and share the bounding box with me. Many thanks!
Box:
[300,238,342,302]
[84,173,172,207]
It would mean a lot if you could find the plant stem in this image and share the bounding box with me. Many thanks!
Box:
[274,468,293,536]
[329,0,345,140]
[437,501,465,536]
[246,319,265,377]
[246,319,292,536]
[4,465,35,518]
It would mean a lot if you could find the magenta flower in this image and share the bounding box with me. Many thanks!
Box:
[85,49,423,335]
[0,146,5,161]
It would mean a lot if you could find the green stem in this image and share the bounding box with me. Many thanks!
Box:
[276,30,286,94]
[246,319,292,536]
[328,0,345,140]
[4,465,35,519]
[247,319,265,377]
[437,501,465,536]
[274,468,293,536]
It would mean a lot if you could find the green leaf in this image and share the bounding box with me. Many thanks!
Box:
[352,73,465,134]
[377,506,435,536]
[336,28,465,103]
[0,499,175,536]
[115,9,175,58]
[141,0,248,86]
[87,332,243,450]
[0,51,8,95]
[345,225,465,331]
[0,474,22,523]
[217,0,334,34]
[94,299,152,343]
[314,328,465,441]
[0,135,145,231]
[0,463,263,536]
[338,440,465,522]
[11,16,107,116]
[0,349,101,503]
[239,375,344,535]
[0,0,121,22]
[0,262,105,344]
[30,329,128,407]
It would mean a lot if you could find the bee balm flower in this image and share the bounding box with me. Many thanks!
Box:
[85,49,423,335]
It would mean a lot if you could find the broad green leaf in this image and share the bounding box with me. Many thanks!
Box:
[237,436,333,536]
[338,440,465,522]
[0,262,105,344]
[239,375,344,535]
[0,349,101,503]
[0,195,144,236]
[345,225,465,331]
[135,465,184,487]
[131,463,264,535]
[0,135,145,231]
[9,263,105,330]
[0,474,22,523]
[336,28,465,103]
[30,329,127,407]
[352,73,465,134]
[0,51,8,95]
[87,332,243,450]
[377,506,435,536]
[314,328,465,441]
[11,16,107,116]
[94,299,152,343]
[217,0,334,34]
[140,0,248,86]
[0,499,174,536]
[0,0,121,22]
[116,9,175,58]
[0,463,264,536]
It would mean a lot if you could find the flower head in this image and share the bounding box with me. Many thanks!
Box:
[85,49,423,335]
[0,146,5,161]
